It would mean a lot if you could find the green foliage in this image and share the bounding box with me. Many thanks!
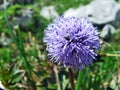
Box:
[116,0,120,2]
[7,4,22,16]
[40,0,91,15]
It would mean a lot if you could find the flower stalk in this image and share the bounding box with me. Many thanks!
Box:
[68,68,75,90]
[99,53,120,57]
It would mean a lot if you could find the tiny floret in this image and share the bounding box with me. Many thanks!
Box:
[43,16,100,70]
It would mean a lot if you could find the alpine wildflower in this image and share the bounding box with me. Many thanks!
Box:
[43,16,100,70]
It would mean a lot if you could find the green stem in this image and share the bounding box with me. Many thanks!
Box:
[99,53,120,57]
[3,0,16,41]
[17,26,33,75]
[75,71,84,90]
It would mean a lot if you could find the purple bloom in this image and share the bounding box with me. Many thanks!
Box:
[43,16,100,70]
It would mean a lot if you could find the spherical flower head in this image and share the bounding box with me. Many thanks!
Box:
[43,16,100,70]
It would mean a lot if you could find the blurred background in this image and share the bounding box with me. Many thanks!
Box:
[0,0,120,89]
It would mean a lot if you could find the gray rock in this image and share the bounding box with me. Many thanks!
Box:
[64,0,120,25]
[11,8,33,26]
[100,24,116,39]
[0,0,34,10]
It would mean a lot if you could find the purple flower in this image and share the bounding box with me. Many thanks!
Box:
[43,16,100,70]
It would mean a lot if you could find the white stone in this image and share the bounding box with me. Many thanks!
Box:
[64,0,120,25]
[0,81,5,90]
[40,6,59,20]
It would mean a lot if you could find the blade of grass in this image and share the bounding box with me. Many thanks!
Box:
[3,0,16,42]
[75,71,84,90]
[17,26,33,75]
[3,0,33,77]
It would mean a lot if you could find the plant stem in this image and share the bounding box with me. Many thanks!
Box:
[99,53,120,57]
[68,68,75,90]
[75,71,84,90]
[53,65,61,90]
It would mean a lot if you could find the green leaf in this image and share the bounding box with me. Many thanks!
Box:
[48,84,57,89]
[11,70,25,83]
[75,71,85,90]
[9,64,16,77]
